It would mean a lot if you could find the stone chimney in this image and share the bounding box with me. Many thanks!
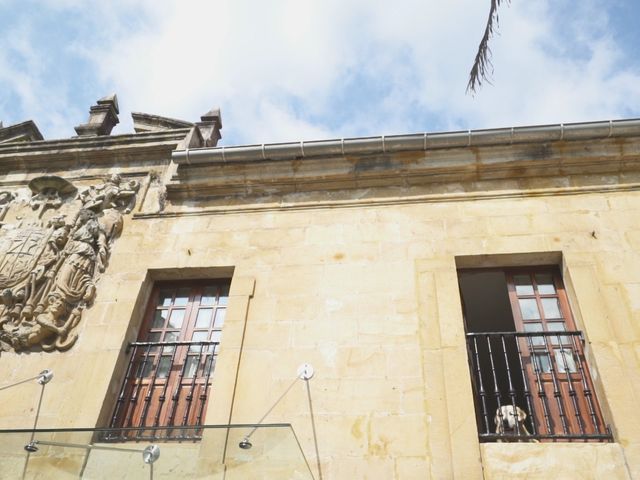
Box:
[196,108,222,147]
[74,94,120,136]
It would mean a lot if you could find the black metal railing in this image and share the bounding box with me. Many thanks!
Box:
[466,331,612,442]
[105,340,219,441]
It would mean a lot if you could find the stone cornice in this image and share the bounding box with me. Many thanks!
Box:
[0,128,191,172]
[135,182,640,219]
[167,128,640,201]
[0,120,44,143]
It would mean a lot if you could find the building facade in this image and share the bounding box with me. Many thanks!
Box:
[0,96,639,479]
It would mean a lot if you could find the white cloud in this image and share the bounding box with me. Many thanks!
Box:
[2,0,639,144]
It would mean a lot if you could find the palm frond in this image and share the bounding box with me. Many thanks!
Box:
[467,0,510,94]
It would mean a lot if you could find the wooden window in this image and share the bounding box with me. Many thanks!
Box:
[459,266,611,442]
[108,280,229,440]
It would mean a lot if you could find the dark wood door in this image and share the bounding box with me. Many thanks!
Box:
[506,269,606,438]
[113,281,229,439]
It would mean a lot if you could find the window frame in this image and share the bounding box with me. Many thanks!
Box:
[107,279,231,441]
[459,265,612,442]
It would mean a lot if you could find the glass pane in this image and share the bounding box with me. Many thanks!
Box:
[185,356,200,378]
[174,288,190,306]
[514,275,534,295]
[204,355,216,377]
[163,331,180,352]
[555,350,577,373]
[151,310,167,329]
[214,308,226,328]
[219,285,229,306]
[523,322,543,332]
[195,308,213,328]
[190,331,209,352]
[158,290,173,307]
[519,298,540,320]
[157,356,172,378]
[168,309,185,328]
[523,322,544,346]
[201,286,217,305]
[146,331,161,352]
[211,330,222,344]
[542,298,562,319]
[548,322,570,345]
[138,358,154,378]
[536,273,556,295]
[533,353,551,373]
[547,321,566,331]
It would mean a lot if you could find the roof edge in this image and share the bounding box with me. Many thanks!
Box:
[173,118,640,165]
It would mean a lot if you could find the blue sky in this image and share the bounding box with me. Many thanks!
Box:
[1,0,639,146]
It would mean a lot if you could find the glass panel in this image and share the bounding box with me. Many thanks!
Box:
[523,322,544,346]
[514,275,534,295]
[204,355,216,377]
[137,354,155,378]
[158,290,173,307]
[533,353,551,373]
[214,308,226,328]
[555,349,577,373]
[174,288,190,306]
[162,331,180,352]
[0,426,315,478]
[519,298,540,320]
[151,310,167,329]
[168,309,185,329]
[548,322,570,345]
[547,321,566,331]
[195,308,213,328]
[201,286,217,305]
[542,298,562,319]
[211,330,222,344]
[146,331,161,352]
[190,331,209,352]
[536,273,556,295]
[157,356,172,378]
[219,284,229,306]
[185,356,200,378]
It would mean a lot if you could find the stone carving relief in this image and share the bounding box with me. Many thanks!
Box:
[0,174,139,352]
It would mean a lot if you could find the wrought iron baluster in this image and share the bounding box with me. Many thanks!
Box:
[525,334,552,435]
[571,334,601,435]
[556,334,584,435]
[152,342,181,433]
[124,344,154,430]
[514,333,537,435]
[544,334,570,435]
[166,344,190,434]
[181,342,207,433]
[500,334,521,434]
[137,344,166,437]
[485,335,504,433]
[469,335,490,435]
[195,343,218,435]
[109,344,139,439]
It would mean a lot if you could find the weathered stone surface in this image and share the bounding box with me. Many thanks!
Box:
[481,443,630,479]
[0,111,640,478]
[0,174,139,352]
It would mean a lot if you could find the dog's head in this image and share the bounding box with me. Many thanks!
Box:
[495,405,527,431]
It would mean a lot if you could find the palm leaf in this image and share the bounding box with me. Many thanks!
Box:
[467,0,510,94]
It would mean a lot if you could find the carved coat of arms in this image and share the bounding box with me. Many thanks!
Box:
[0,174,139,352]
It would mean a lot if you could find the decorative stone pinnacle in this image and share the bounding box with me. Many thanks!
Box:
[74,94,120,137]
[196,107,222,147]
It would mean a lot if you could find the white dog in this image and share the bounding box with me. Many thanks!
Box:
[494,405,538,441]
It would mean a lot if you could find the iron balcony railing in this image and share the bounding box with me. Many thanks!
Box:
[466,331,612,442]
[106,340,219,442]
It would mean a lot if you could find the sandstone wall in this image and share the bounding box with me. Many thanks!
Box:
[2,181,639,479]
